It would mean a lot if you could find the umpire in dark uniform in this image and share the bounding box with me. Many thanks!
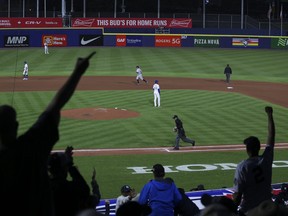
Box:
[173,115,195,150]
[224,64,232,83]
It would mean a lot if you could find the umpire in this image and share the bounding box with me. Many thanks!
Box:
[224,64,232,84]
[173,115,195,150]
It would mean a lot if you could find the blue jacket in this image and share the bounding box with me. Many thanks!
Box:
[138,178,182,216]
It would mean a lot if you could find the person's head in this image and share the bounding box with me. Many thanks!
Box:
[227,64,229,67]
[48,152,70,179]
[173,115,178,120]
[136,66,139,68]
[24,61,27,64]
[120,185,132,196]
[0,105,18,148]
[154,80,158,84]
[244,136,260,157]
[151,163,165,178]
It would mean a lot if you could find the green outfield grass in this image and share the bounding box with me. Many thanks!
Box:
[1,47,288,199]
[1,47,288,82]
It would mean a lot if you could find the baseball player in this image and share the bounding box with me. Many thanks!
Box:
[153,80,160,107]
[135,66,148,85]
[23,61,28,80]
[224,64,232,83]
[172,115,195,150]
[44,42,49,54]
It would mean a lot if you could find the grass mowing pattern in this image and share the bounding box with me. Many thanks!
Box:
[1,47,288,82]
[1,46,288,199]
[2,90,287,149]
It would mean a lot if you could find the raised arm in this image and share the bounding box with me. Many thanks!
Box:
[265,106,275,147]
[46,52,96,113]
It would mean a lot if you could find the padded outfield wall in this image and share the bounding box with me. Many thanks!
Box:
[0,28,288,49]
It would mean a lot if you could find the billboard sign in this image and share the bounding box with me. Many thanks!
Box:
[0,18,62,28]
[4,35,29,47]
[72,18,192,28]
[116,35,126,46]
[80,35,103,46]
[194,37,220,47]
[126,36,143,47]
[271,38,288,48]
[155,35,181,47]
[42,35,67,47]
[232,38,259,47]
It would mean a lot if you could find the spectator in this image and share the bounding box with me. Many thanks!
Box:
[273,183,288,206]
[232,106,275,215]
[48,146,91,216]
[174,187,200,216]
[247,199,288,216]
[138,163,182,216]
[116,201,151,216]
[115,184,140,212]
[87,167,102,209]
[0,52,95,216]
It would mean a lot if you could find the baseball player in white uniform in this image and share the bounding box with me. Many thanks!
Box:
[44,42,49,54]
[135,66,148,85]
[233,106,275,215]
[23,61,28,80]
[153,80,160,107]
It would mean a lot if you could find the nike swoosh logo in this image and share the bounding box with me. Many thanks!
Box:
[81,36,101,45]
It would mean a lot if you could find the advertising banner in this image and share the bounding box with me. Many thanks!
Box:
[0,18,62,28]
[155,35,181,47]
[4,35,29,47]
[271,38,288,48]
[194,37,220,47]
[79,35,103,46]
[42,35,67,47]
[126,36,143,47]
[232,38,259,47]
[71,18,192,28]
[116,35,126,46]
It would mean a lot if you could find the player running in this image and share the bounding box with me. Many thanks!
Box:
[135,66,148,85]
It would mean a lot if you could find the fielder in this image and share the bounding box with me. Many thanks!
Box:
[135,66,148,85]
[153,80,160,107]
[44,42,49,54]
[23,61,28,80]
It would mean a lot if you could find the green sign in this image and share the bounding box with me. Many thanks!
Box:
[271,38,288,48]
[194,37,220,47]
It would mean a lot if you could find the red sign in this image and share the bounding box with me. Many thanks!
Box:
[116,35,126,46]
[71,18,192,28]
[0,18,62,28]
[155,35,182,47]
[42,35,67,47]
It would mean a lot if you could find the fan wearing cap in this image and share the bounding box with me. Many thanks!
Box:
[115,185,140,212]
[152,80,160,107]
[138,164,182,216]
[172,115,195,150]
[232,106,275,215]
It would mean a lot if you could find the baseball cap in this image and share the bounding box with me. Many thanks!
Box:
[154,80,158,83]
[173,115,178,119]
[151,164,165,176]
[121,185,132,193]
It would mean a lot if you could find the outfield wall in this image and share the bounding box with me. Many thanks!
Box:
[0,28,287,49]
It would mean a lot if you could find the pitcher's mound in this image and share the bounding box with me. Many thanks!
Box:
[61,107,140,120]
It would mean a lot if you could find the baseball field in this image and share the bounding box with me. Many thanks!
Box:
[0,46,288,199]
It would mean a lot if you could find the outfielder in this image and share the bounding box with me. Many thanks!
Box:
[153,80,160,107]
[135,66,148,85]
[23,61,28,80]
[44,42,49,54]
[172,115,195,150]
